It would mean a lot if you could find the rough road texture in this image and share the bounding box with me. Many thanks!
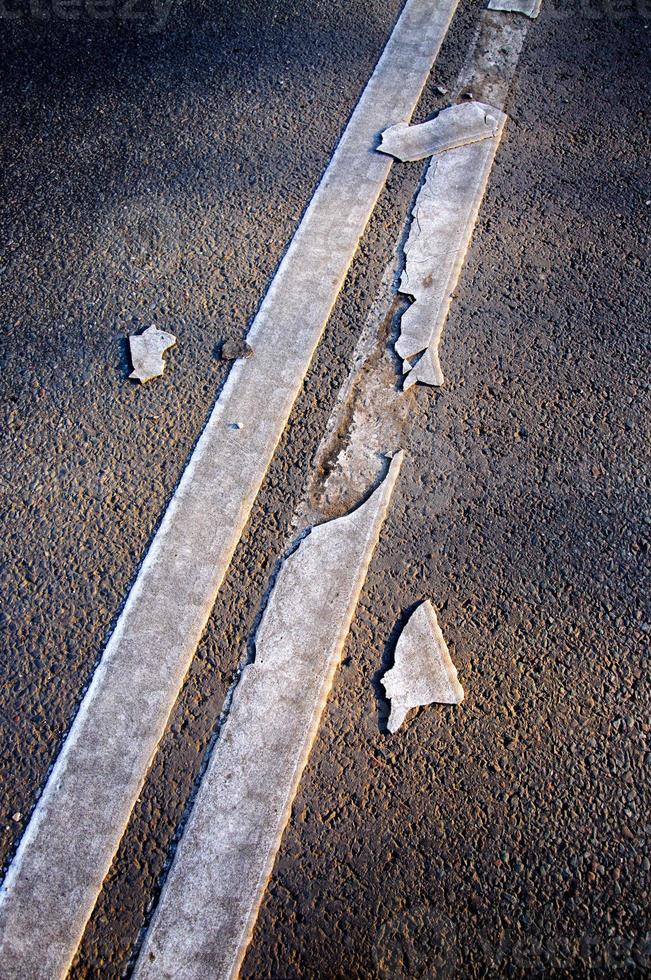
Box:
[1,2,462,970]
[240,6,651,976]
[1,0,649,977]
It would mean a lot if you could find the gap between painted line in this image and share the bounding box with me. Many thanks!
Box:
[133,454,403,980]
[0,1,460,977]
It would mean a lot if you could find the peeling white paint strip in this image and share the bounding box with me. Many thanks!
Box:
[302,14,536,495]
[397,112,506,388]
[0,4,460,977]
[487,0,542,19]
[133,454,403,980]
[378,101,504,161]
[394,4,538,389]
[383,600,464,733]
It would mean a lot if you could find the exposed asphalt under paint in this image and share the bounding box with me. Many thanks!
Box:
[1,0,649,976]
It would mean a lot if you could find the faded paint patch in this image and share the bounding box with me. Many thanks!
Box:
[455,11,530,107]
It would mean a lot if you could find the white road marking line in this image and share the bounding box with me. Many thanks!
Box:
[133,454,403,980]
[0,3,460,976]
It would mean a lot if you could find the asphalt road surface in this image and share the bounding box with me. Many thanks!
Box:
[1,0,649,976]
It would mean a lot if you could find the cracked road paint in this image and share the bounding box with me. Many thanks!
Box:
[134,454,403,980]
[378,101,504,162]
[299,12,535,558]
[0,3,460,975]
[487,0,542,19]
[397,109,506,388]
[128,325,176,383]
[383,600,464,733]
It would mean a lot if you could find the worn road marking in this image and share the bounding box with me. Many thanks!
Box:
[396,4,538,388]
[397,113,507,387]
[303,7,539,501]
[0,3,460,976]
[130,10,538,967]
[133,454,403,980]
[456,9,530,108]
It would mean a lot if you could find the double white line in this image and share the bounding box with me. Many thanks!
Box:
[135,454,404,980]
[0,1,460,976]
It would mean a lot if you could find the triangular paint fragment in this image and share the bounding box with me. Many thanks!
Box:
[383,600,463,733]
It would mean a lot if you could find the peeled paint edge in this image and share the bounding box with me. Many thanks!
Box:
[378,101,504,162]
[396,109,506,388]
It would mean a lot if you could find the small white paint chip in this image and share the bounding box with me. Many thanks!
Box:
[128,325,176,383]
[378,101,504,162]
[486,0,542,18]
[383,600,463,733]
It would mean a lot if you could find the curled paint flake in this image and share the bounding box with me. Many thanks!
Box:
[379,101,505,162]
[487,0,542,19]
